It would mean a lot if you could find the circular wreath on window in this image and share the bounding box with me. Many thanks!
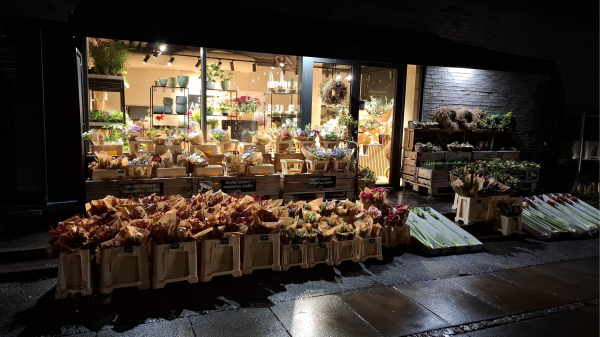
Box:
[320,79,348,105]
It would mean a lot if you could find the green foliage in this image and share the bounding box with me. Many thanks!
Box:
[103,125,126,144]
[201,62,233,82]
[483,112,514,131]
[359,166,377,183]
[365,96,393,116]
[191,108,201,124]
[90,110,125,123]
[88,40,132,74]
[208,119,220,127]
[360,117,380,130]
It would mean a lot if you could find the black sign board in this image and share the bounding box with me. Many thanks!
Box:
[292,245,300,250]
[119,183,163,198]
[170,243,180,249]
[124,247,133,253]
[221,179,257,193]
[306,176,336,189]
[507,169,526,180]
[197,180,214,194]
[260,235,268,241]
[221,239,229,245]
[369,239,376,244]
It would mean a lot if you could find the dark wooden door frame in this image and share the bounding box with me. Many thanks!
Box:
[300,58,407,189]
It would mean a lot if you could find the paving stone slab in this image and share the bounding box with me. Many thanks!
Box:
[189,307,289,337]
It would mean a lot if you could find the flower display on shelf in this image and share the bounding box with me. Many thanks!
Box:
[233,95,261,114]
[273,127,293,141]
[330,147,353,160]
[155,114,164,125]
[304,146,331,161]
[358,166,377,183]
[478,158,541,170]
[242,147,260,160]
[365,96,394,117]
[295,124,320,140]
[211,128,228,141]
[360,117,380,130]
[381,204,410,223]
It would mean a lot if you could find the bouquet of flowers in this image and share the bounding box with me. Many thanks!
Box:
[381,204,410,226]
[330,147,354,160]
[321,130,341,141]
[233,95,261,114]
[188,131,203,145]
[272,127,293,141]
[211,128,228,141]
[497,198,523,217]
[242,147,262,166]
[302,146,331,161]
[123,125,142,141]
[358,166,377,183]
[371,188,389,203]
[188,152,209,167]
[224,150,241,163]
[295,124,320,141]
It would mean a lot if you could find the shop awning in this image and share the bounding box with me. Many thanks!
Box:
[70,1,554,73]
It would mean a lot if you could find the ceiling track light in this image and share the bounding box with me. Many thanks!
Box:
[167,57,175,66]
[252,63,257,72]
[159,44,166,52]
[194,58,201,68]
[152,51,159,58]
[142,54,150,64]
[230,61,235,71]
[279,62,285,67]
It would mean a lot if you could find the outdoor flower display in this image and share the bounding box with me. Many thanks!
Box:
[479,158,541,170]
[449,163,512,197]
[302,146,331,161]
[273,127,293,141]
[223,151,241,163]
[381,204,410,225]
[358,166,377,183]
[188,152,209,167]
[123,125,142,140]
[242,147,262,166]
[330,147,354,160]
[295,124,320,141]
[211,128,228,141]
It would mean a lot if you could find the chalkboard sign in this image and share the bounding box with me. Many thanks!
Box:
[306,176,336,189]
[197,180,214,194]
[119,183,163,198]
[221,179,256,193]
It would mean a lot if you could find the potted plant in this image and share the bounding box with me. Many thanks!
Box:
[219,68,233,91]
[358,166,377,190]
[202,62,222,90]
[460,142,474,152]
[207,119,220,130]
[414,142,425,152]
[88,39,132,75]
[447,141,461,152]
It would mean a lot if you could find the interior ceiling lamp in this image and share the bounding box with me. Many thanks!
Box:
[167,57,175,66]
[142,54,150,64]
[230,61,235,71]
[252,63,257,72]
[159,44,166,52]
[336,71,341,80]
[345,74,352,80]
[152,51,159,58]
[194,58,201,68]
[279,61,285,67]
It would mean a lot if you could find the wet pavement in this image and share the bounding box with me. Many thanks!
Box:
[0,191,597,336]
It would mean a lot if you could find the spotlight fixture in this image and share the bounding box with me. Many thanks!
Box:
[345,74,352,80]
[230,61,235,71]
[167,57,175,66]
[252,63,257,72]
[153,51,159,58]
[159,44,166,52]
[279,62,285,67]
[194,58,201,68]
[142,54,150,64]
[390,70,393,79]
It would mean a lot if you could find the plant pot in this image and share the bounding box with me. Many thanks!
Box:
[447,145,461,152]
[206,110,213,116]
[176,104,187,114]
[158,78,167,87]
[221,80,231,91]
[154,80,160,86]
[460,146,473,152]
[220,110,230,116]
[176,96,187,104]
[408,121,421,129]
[414,144,424,152]
[167,77,177,87]
[206,81,219,90]
[177,75,189,88]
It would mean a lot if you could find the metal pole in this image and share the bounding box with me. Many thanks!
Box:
[201,47,208,143]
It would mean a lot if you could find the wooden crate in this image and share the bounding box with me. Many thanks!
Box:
[56,250,93,299]
[98,245,151,294]
[242,233,281,274]
[405,150,445,161]
[194,165,224,177]
[356,237,383,262]
[218,140,239,154]
[404,158,417,166]
[472,151,497,160]
[497,151,521,160]
[91,169,126,181]
[152,241,198,289]
[403,165,417,176]
[272,153,306,172]
[280,172,356,202]
[239,142,268,153]
[280,159,304,174]
[498,215,524,236]
[402,173,416,183]
[92,144,123,155]
[332,239,358,265]
[223,162,247,176]
[247,164,275,175]
[154,144,183,155]
[417,177,448,188]
[191,144,218,155]
[199,237,242,282]
[129,140,153,156]
[280,243,308,271]
[390,225,410,247]
[273,140,295,153]
[193,175,280,199]
[455,195,490,225]
[418,167,449,180]
[85,177,194,201]
[321,140,341,149]
[403,129,416,150]
[305,159,329,173]
[330,159,351,172]
[125,164,153,179]
[294,140,315,153]
[155,167,187,178]
[445,152,472,161]
[378,226,391,247]
[307,242,333,267]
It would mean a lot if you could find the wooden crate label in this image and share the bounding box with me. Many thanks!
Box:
[170,243,179,249]
[318,243,327,249]
[197,180,214,194]
[119,182,163,198]
[221,239,229,245]
[369,239,376,244]
[124,247,133,253]
[221,179,256,193]
[260,235,269,241]
[292,245,300,250]
[507,169,526,180]
[527,169,539,181]
[306,176,336,189]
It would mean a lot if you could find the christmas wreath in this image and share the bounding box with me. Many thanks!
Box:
[320,79,348,105]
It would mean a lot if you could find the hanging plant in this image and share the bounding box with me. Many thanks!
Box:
[320,79,348,105]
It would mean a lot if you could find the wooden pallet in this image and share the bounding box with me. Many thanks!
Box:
[271,153,306,172]
[402,180,454,196]
[85,177,194,201]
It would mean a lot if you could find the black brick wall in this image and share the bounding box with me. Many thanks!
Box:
[421,66,553,159]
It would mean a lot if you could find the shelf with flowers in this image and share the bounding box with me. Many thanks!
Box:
[234,95,261,121]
